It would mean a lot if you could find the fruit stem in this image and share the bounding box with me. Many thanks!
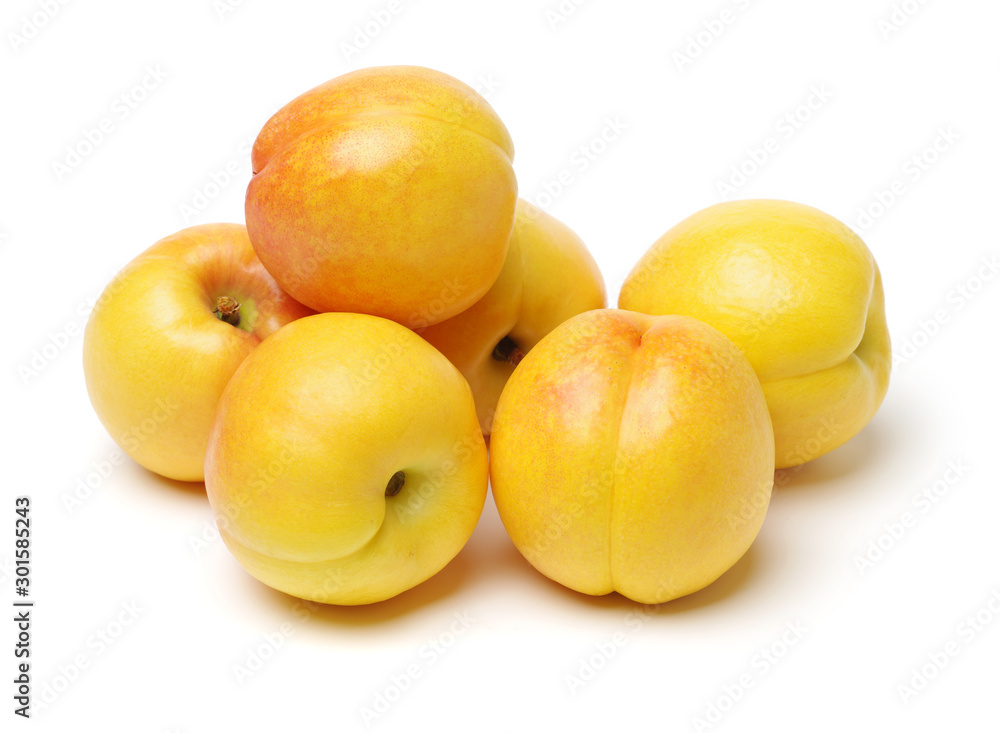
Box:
[385,471,405,497]
[492,336,525,367]
[214,296,241,327]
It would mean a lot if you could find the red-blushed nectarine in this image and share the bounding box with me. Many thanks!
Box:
[245,65,517,327]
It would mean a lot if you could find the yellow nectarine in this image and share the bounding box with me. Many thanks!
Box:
[205,313,489,605]
[619,199,891,468]
[83,224,312,482]
[490,309,774,604]
[419,200,606,434]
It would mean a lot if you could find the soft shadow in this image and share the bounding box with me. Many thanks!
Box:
[476,535,537,581]
[656,544,759,614]
[238,537,480,628]
[455,494,526,584]
[773,390,917,491]
[495,540,761,617]
[773,421,886,491]
[139,468,208,502]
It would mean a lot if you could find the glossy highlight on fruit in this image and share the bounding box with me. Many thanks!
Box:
[246,65,518,327]
[619,199,890,468]
[83,224,313,481]
[490,309,774,604]
[205,312,489,605]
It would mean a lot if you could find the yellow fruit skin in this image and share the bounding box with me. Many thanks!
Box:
[419,200,606,434]
[82,224,313,482]
[618,199,891,468]
[490,309,774,604]
[204,313,489,605]
[246,65,518,327]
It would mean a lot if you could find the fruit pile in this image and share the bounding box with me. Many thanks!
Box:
[83,66,890,606]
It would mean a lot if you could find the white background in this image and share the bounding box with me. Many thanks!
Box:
[3,0,999,730]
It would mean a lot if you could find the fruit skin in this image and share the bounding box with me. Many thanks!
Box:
[490,309,774,604]
[618,199,891,469]
[245,65,518,327]
[204,312,489,605]
[83,224,313,482]
[418,199,606,434]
